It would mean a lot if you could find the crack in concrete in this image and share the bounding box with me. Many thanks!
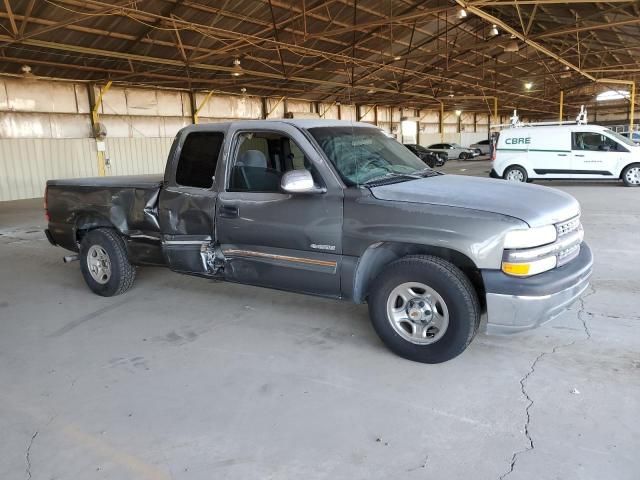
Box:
[577,285,596,340]
[406,454,429,472]
[499,285,596,479]
[25,431,38,480]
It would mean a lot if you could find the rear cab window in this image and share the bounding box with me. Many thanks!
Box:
[175,132,224,188]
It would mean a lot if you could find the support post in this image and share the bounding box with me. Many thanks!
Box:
[89,81,112,177]
[630,81,636,134]
[559,90,564,123]
[493,97,498,126]
[188,90,197,123]
[439,102,444,142]
[193,90,214,124]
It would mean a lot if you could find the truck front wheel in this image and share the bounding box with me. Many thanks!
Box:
[368,255,480,364]
[79,228,136,296]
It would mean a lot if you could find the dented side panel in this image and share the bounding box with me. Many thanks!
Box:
[46,175,163,262]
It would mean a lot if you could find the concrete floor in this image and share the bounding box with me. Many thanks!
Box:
[1,162,639,479]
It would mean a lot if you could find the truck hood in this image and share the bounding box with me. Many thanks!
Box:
[369,174,580,227]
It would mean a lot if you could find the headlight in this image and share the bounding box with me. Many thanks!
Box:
[503,225,557,249]
[502,256,557,277]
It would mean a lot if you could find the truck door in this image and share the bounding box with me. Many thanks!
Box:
[158,127,226,274]
[571,131,624,179]
[216,124,343,297]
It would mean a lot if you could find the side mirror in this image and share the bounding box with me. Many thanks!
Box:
[281,170,325,194]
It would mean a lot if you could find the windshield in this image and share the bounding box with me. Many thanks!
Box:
[451,143,462,148]
[308,126,429,186]
[605,129,637,147]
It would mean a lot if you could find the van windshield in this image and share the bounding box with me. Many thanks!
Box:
[605,129,637,147]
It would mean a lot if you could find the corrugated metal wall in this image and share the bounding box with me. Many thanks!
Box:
[0,77,501,201]
[0,138,96,201]
[105,137,173,177]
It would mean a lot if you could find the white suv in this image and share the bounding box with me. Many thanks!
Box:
[491,124,640,186]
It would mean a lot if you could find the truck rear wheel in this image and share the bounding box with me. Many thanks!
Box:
[368,255,480,364]
[79,228,136,296]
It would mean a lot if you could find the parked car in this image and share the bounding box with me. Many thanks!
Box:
[45,120,592,364]
[427,142,479,160]
[404,144,446,167]
[490,124,640,186]
[469,139,491,155]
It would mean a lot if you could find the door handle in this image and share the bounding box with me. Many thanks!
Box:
[219,205,239,218]
[574,154,585,157]
[557,153,568,156]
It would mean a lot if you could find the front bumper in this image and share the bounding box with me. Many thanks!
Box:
[482,242,593,335]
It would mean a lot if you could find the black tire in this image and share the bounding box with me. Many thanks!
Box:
[368,255,480,364]
[621,163,640,187]
[459,152,469,160]
[423,155,436,168]
[79,228,136,296]
[503,165,528,183]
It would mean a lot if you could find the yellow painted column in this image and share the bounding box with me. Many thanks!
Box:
[630,82,636,135]
[559,90,564,123]
[193,91,214,124]
[91,81,112,177]
[440,102,444,142]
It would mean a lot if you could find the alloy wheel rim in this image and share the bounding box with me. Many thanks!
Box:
[625,167,640,184]
[386,282,449,345]
[506,169,524,182]
[87,245,111,284]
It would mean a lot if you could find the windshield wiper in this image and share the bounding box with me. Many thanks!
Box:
[410,168,442,178]
[362,172,420,186]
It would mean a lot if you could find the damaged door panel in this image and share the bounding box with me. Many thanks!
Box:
[158,129,226,275]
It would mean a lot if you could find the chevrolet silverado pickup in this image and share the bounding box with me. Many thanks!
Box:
[45,120,593,363]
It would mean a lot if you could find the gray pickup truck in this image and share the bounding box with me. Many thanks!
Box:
[45,120,593,363]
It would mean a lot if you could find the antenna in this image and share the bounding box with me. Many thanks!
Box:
[576,105,588,125]
[510,109,521,127]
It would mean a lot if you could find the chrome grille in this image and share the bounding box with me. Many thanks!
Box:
[556,216,580,237]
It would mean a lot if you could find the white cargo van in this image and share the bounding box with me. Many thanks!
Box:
[491,124,640,186]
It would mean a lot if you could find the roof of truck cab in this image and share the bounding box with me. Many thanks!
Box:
[183,119,377,131]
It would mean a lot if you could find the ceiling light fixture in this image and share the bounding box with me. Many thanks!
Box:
[489,24,499,37]
[393,55,402,61]
[458,8,467,19]
[232,58,244,76]
[455,109,462,116]
[524,82,533,90]
[504,40,519,52]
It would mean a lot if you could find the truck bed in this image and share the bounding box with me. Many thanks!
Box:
[46,174,163,253]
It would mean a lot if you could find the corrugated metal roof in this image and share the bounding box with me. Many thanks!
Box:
[0,0,638,116]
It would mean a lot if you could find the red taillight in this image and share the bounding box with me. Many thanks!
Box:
[44,186,51,222]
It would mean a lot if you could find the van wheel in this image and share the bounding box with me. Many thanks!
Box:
[622,163,640,187]
[368,255,480,364]
[504,165,527,182]
[79,228,136,296]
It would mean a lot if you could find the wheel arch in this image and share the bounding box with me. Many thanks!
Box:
[74,212,118,243]
[351,242,485,309]
[620,161,640,179]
